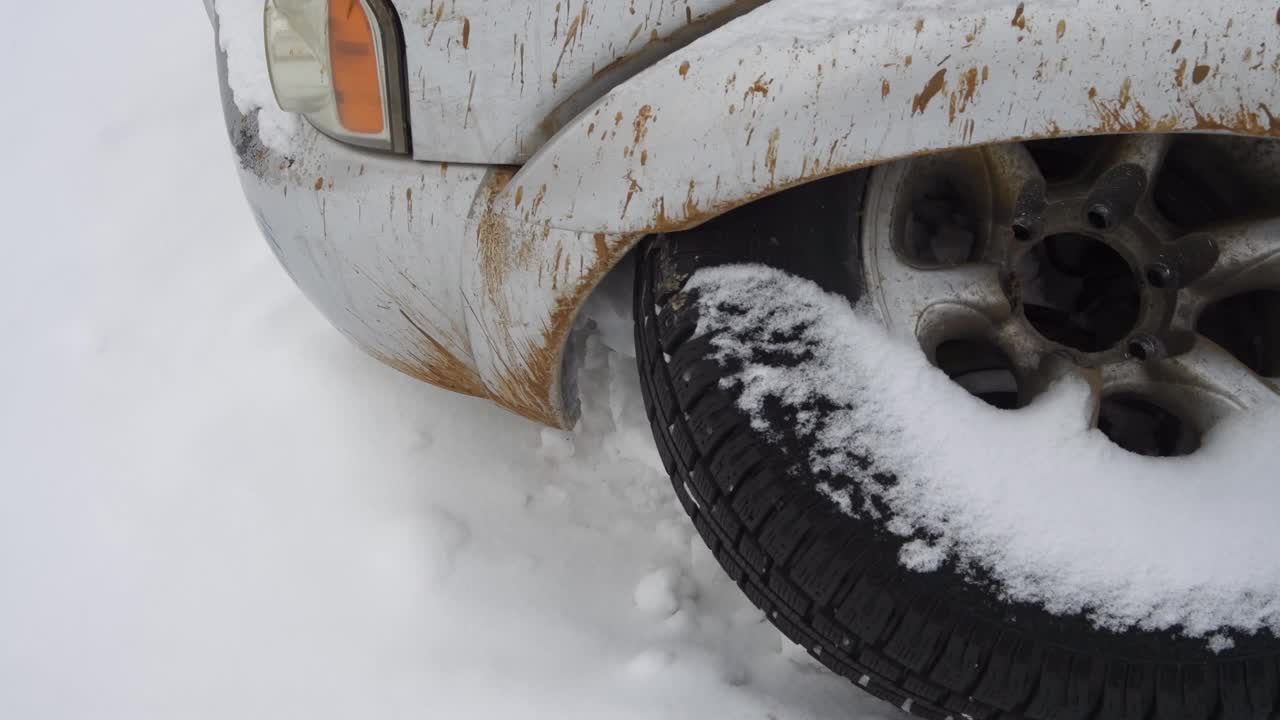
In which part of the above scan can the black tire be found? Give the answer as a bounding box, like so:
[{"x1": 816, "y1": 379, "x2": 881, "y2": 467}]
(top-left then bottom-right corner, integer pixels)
[{"x1": 633, "y1": 172, "x2": 1280, "y2": 720}]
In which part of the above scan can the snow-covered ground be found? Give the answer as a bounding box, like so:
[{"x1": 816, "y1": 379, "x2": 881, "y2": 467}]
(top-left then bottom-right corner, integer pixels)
[{"x1": 0, "y1": 3, "x2": 894, "y2": 718}]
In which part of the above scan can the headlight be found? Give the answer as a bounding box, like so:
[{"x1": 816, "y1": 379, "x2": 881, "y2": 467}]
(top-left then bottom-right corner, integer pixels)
[{"x1": 265, "y1": 0, "x2": 409, "y2": 153}]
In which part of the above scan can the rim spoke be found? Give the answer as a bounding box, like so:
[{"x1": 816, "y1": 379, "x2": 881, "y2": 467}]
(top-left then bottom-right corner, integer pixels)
[
  {"x1": 1182, "y1": 217, "x2": 1280, "y2": 308},
  {"x1": 1024, "y1": 350, "x2": 1103, "y2": 428},
  {"x1": 1104, "y1": 337, "x2": 1280, "y2": 431},
  {"x1": 982, "y1": 143, "x2": 1047, "y2": 244},
  {"x1": 1083, "y1": 135, "x2": 1172, "y2": 232},
  {"x1": 1098, "y1": 134, "x2": 1173, "y2": 180},
  {"x1": 875, "y1": 259, "x2": 1012, "y2": 343}
]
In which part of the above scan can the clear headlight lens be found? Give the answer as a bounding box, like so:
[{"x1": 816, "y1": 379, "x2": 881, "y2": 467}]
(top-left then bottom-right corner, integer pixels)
[{"x1": 265, "y1": 0, "x2": 406, "y2": 153}]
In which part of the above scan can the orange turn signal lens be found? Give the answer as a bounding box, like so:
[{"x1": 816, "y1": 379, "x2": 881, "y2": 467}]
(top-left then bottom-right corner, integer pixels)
[
  {"x1": 267, "y1": 0, "x2": 404, "y2": 151},
  {"x1": 328, "y1": 0, "x2": 385, "y2": 135}
]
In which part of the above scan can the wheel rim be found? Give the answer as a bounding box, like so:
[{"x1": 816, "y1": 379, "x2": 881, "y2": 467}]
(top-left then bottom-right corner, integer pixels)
[{"x1": 861, "y1": 134, "x2": 1280, "y2": 457}]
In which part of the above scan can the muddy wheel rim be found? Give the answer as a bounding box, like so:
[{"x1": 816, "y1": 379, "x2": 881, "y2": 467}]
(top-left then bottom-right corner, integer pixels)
[{"x1": 860, "y1": 135, "x2": 1280, "y2": 457}]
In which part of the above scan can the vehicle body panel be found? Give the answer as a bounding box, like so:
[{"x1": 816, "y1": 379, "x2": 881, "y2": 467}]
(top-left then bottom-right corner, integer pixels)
[
  {"x1": 217, "y1": 0, "x2": 1280, "y2": 428},
  {"x1": 498, "y1": 0, "x2": 1280, "y2": 233},
  {"x1": 394, "y1": 0, "x2": 765, "y2": 164}
]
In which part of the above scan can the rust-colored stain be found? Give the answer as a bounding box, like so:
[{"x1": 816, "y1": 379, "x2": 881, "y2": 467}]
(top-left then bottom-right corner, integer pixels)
[
  {"x1": 614, "y1": 111, "x2": 624, "y2": 126},
  {"x1": 424, "y1": 4, "x2": 444, "y2": 43},
  {"x1": 530, "y1": 184, "x2": 547, "y2": 214},
  {"x1": 549, "y1": 243, "x2": 563, "y2": 290},
  {"x1": 678, "y1": 60, "x2": 691, "y2": 78},
  {"x1": 745, "y1": 74, "x2": 772, "y2": 98},
  {"x1": 382, "y1": 310, "x2": 487, "y2": 400},
  {"x1": 912, "y1": 69, "x2": 947, "y2": 115},
  {"x1": 1117, "y1": 78, "x2": 1133, "y2": 109},
  {"x1": 633, "y1": 102, "x2": 1279, "y2": 263},
  {"x1": 632, "y1": 104, "x2": 655, "y2": 145},
  {"x1": 1089, "y1": 93, "x2": 1171, "y2": 134},
  {"x1": 491, "y1": 229, "x2": 642, "y2": 427},
  {"x1": 1171, "y1": 38, "x2": 1182, "y2": 54},
  {"x1": 682, "y1": 180, "x2": 700, "y2": 218},
  {"x1": 650, "y1": 196, "x2": 671, "y2": 228},
  {"x1": 914, "y1": 18, "x2": 924, "y2": 34},
  {"x1": 1083, "y1": 80, "x2": 1280, "y2": 138},
  {"x1": 477, "y1": 172, "x2": 519, "y2": 298},
  {"x1": 462, "y1": 17, "x2": 471, "y2": 49},
  {"x1": 1056, "y1": 19, "x2": 1067, "y2": 40},
  {"x1": 314, "y1": 177, "x2": 324, "y2": 191},
  {"x1": 551, "y1": 2, "x2": 589, "y2": 88},
  {"x1": 537, "y1": 0, "x2": 769, "y2": 142},
  {"x1": 377, "y1": 349, "x2": 487, "y2": 401},
  {"x1": 564, "y1": 6, "x2": 586, "y2": 50},
  {"x1": 1174, "y1": 59, "x2": 1188, "y2": 87},
  {"x1": 514, "y1": 185, "x2": 525, "y2": 207},
  {"x1": 1192, "y1": 64, "x2": 1212, "y2": 84},
  {"x1": 765, "y1": 128, "x2": 781, "y2": 183},
  {"x1": 881, "y1": 79, "x2": 891, "y2": 98},
  {"x1": 1011, "y1": 3, "x2": 1027, "y2": 30},
  {"x1": 463, "y1": 72, "x2": 477, "y2": 129},
  {"x1": 1190, "y1": 105, "x2": 1280, "y2": 135},
  {"x1": 640, "y1": 149, "x2": 649, "y2": 166},
  {"x1": 948, "y1": 67, "x2": 984, "y2": 122},
  {"x1": 963, "y1": 67, "x2": 980, "y2": 100},
  {"x1": 621, "y1": 170, "x2": 642, "y2": 218}
]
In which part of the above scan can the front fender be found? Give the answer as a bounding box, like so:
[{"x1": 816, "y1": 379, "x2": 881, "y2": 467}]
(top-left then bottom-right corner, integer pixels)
[
  {"x1": 500, "y1": 0, "x2": 1279, "y2": 234},
  {"x1": 471, "y1": 0, "x2": 1280, "y2": 427}
]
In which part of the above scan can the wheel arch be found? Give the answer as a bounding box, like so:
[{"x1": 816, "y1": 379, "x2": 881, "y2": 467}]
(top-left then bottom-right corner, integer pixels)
[{"x1": 466, "y1": 0, "x2": 1280, "y2": 427}]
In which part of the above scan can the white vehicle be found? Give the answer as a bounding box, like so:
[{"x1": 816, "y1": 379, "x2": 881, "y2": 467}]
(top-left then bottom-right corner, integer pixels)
[{"x1": 210, "y1": 1, "x2": 1280, "y2": 717}]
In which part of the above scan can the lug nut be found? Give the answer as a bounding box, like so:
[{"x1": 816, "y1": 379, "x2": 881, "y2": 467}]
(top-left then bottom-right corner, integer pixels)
[
  {"x1": 1126, "y1": 334, "x2": 1167, "y2": 362},
  {"x1": 1087, "y1": 203, "x2": 1115, "y2": 230},
  {"x1": 1011, "y1": 217, "x2": 1035, "y2": 242},
  {"x1": 1084, "y1": 163, "x2": 1146, "y2": 231},
  {"x1": 1011, "y1": 179, "x2": 1047, "y2": 244},
  {"x1": 1144, "y1": 262, "x2": 1179, "y2": 289},
  {"x1": 1145, "y1": 234, "x2": 1220, "y2": 290}
]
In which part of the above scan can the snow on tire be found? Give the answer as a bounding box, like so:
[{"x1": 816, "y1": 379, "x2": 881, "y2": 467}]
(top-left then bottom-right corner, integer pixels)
[{"x1": 633, "y1": 151, "x2": 1280, "y2": 720}]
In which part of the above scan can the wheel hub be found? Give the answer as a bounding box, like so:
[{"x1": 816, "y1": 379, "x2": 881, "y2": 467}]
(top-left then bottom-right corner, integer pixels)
[{"x1": 861, "y1": 134, "x2": 1280, "y2": 457}]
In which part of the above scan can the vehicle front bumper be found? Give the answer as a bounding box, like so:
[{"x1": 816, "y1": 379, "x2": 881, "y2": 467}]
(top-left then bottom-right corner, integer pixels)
[{"x1": 211, "y1": 14, "x2": 608, "y2": 428}]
